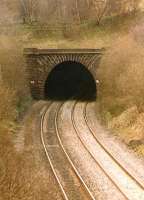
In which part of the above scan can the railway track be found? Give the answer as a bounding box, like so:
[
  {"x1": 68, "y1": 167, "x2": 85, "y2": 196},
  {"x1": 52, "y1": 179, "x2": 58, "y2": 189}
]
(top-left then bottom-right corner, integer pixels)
[
  {"x1": 84, "y1": 102, "x2": 144, "y2": 190},
  {"x1": 41, "y1": 100, "x2": 144, "y2": 200},
  {"x1": 72, "y1": 101, "x2": 144, "y2": 200},
  {"x1": 41, "y1": 102, "x2": 95, "y2": 200}
]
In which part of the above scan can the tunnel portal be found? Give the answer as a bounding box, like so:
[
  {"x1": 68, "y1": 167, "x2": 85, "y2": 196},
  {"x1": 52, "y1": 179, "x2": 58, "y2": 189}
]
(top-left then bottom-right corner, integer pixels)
[
  {"x1": 45, "y1": 61, "x2": 96, "y2": 101},
  {"x1": 24, "y1": 48, "x2": 104, "y2": 100}
]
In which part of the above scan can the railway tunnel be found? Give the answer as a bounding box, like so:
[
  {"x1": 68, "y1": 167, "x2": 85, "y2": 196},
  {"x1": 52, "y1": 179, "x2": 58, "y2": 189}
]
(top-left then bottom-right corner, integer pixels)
[
  {"x1": 44, "y1": 61, "x2": 96, "y2": 101},
  {"x1": 24, "y1": 48, "x2": 104, "y2": 100}
]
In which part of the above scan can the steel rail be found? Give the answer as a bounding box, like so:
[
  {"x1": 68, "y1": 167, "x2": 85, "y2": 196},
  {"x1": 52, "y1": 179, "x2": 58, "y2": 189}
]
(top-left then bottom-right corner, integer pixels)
[
  {"x1": 55, "y1": 102, "x2": 96, "y2": 200},
  {"x1": 40, "y1": 102, "x2": 69, "y2": 200},
  {"x1": 71, "y1": 101, "x2": 129, "y2": 200},
  {"x1": 84, "y1": 102, "x2": 144, "y2": 191}
]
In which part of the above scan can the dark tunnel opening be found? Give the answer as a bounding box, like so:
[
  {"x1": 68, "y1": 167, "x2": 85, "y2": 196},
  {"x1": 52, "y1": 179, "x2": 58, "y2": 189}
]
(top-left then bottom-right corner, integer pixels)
[{"x1": 44, "y1": 61, "x2": 97, "y2": 101}]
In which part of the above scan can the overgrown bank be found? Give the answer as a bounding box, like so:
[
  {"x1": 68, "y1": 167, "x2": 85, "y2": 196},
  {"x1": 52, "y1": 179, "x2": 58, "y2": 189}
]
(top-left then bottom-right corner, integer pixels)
[
  {"x1": 0, "y1": 37, "x2": 32, "y2": 135},
  {"x1": 97, "y1": 28, "x2": 144, "y2": 157}
]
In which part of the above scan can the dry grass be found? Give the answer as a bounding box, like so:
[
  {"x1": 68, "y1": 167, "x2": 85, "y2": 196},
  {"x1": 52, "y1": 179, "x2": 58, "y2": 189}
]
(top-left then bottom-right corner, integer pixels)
[
  {"x1": 0, "y1": 84, "x2": 17, "y2": 121},
  {"x1": 108, "y1": 108, "x2": 144, "y2": 157},
  {"x1": 0, "y1": 36, "x2": 35, "y2": 199},
  {"x1": 0, "y1": 133, "x2": 60, "y2": 200},
  {"x1": 108, "y1": 106, "x2": 144, "y2": 143},
  {"x1": 98, "y1": 35, "x2": 144, "y2": 104},
  {"x1": 0, "y1": 35, "x2": 31, "y2": 131},
  {"x1": 97, "y1": 26, "x2": 144, "y2": 156}
]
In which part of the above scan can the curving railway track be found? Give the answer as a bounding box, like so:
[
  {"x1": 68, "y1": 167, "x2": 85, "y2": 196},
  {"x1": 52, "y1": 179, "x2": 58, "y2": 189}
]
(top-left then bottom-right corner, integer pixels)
[
  {"x1": 40, "y1": 100, "x2": 144, "y2": 200},
  {"x1": 72, "y1": 101, "x2": 144, "y2": 200},
  {"x1": 41, "y1": 102, "x2": 95, "y2": 200},
  {"x1": 84, "y1": 102, "x2": 144, "y2": 190}
]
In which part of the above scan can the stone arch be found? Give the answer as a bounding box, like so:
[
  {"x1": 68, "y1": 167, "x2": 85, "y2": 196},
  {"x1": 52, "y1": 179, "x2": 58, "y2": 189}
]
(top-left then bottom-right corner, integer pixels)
[
  {"x1": 44, "y1": 60, "x2": 97, "y2": 100},
  {"x1": 24, "y1": 48, "x2": 104, "y2": 99},
  {"x1": 39, "y1": 55, "x2": 98, "y2": 85}
]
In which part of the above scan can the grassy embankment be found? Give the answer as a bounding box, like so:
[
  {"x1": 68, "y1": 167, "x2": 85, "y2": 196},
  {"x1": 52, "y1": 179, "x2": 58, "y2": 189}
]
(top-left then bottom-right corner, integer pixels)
[{"x1": 96, "y1": 13, "x2": 144, "y2": 157}]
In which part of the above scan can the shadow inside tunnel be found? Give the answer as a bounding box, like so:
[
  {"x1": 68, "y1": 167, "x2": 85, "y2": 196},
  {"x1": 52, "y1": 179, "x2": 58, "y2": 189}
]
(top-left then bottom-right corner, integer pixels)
[{"x1": 45, "y1": 61, "x2": 97, "y2": 102}]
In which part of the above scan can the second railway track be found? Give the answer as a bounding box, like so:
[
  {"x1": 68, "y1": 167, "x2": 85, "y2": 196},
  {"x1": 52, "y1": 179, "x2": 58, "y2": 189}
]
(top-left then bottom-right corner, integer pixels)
[
  {"x1": 84, "y1": 102, "x2": 144, "y2": 190},
  {"x1": 72, "y1": 101, "x2": 144, "y2": 200}
]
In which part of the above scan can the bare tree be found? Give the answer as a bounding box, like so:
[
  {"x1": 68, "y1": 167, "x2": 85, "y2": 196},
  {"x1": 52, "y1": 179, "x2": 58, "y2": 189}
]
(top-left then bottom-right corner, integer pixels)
[
  {"x1": 107, "y1": 0, "x2": 141, "y2": 16},
  {"x1": 0, "y1": 0, "x2": 21, "y2": 24},
  {"x1": 92, "y1": 0, "x2": 109, "y2": 25},
  {"x1": 75, "y1": 0, "x2": 81, "y2": 23},
  {"x1": 20, "y1": 0, "x2": 38, "y2": 24},
  {"x1": 0, "y1": 65, "x2": 2, "y2": 84},
  {"x1": 131, "y1": 0, "x2": 141, "y2": 12},
  {"x1": 1, "y1": 0, "x2": 142, "y2": 25}
]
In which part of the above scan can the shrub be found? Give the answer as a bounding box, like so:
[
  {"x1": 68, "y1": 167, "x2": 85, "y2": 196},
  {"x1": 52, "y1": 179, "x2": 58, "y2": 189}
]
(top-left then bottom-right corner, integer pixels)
[
  {"x1": 0, "y1": 84, "x2": 17, "y2": 122},
  {"x1": 0, "y1": 36, "x2": 31, "y2": 120},
  {"x1": 97, "y1": 34, "x2": 144, "y2": 117}
]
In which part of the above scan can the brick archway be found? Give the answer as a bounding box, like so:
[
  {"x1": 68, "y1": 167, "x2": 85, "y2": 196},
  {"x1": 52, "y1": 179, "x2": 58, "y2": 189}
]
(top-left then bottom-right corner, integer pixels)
[{"x1": 24, "y1": 48, "x2": 104, "y2": 99}]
